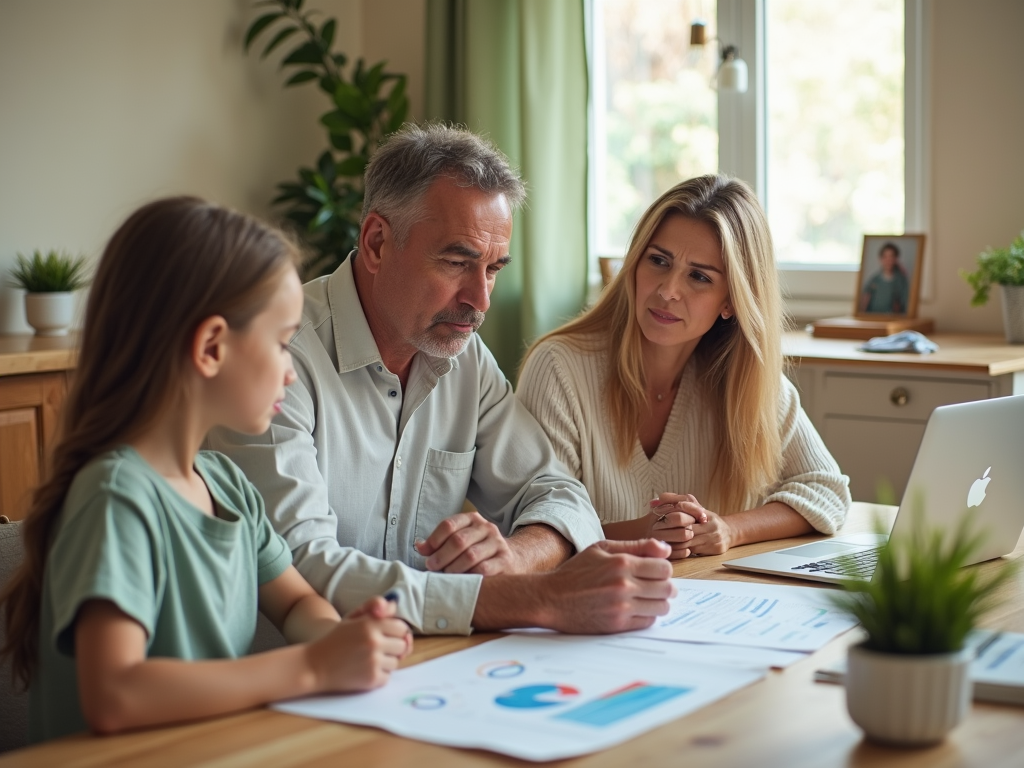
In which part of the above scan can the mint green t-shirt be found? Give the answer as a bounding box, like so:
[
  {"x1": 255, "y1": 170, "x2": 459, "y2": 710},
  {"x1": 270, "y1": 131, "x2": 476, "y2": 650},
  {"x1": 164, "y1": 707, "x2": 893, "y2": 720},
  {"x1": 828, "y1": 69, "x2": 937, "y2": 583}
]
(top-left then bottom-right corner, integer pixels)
[{"x1": 29, "y1": 447, "x2": 293, "y2": 743}]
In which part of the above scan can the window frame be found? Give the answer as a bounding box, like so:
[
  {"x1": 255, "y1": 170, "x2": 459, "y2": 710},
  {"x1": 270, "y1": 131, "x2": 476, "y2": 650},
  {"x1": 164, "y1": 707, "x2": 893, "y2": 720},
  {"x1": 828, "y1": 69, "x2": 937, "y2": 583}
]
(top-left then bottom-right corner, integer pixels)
[{"x1": 586, "y1": 0, "x2": 931, "y2": 319}]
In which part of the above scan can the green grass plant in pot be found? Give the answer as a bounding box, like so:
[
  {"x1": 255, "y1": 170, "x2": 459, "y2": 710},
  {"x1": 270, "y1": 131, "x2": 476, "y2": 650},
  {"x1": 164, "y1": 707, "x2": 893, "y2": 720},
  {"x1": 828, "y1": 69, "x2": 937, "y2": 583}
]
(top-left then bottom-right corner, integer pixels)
[
  {"x1": 829, "y1": 504, "x2": 1018, "y2": 746},
  {"x1": 959, "y1": 232, "x2": 1024, "y2": 343},
  {"x1": 8, "y1": 250, "x2": 90, "y2": 336}
]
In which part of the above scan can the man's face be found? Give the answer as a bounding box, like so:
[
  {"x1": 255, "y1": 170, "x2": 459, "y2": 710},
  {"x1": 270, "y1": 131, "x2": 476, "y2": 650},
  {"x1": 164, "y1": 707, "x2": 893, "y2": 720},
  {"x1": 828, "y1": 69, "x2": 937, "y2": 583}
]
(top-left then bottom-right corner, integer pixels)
[{"x1": 371, "y1": 177, "x2": 513, "y2": 360}]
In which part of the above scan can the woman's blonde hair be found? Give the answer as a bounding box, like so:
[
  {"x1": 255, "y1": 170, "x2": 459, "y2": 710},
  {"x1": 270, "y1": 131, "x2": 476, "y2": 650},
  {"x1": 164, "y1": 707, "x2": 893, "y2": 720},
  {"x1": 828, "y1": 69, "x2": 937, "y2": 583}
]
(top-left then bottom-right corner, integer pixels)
[
  {"x1": 522, "y1": 174, "x2": 785, "y2": 514},
  {"x1": 0, "y1": 197, "x2": 300, "y2": 689}
]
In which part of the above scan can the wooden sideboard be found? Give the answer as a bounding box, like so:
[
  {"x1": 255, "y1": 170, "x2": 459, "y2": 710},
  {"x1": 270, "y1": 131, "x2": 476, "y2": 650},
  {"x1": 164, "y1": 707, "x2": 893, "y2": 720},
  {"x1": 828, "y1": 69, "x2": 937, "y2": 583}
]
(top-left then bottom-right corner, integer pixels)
[
  {"x1": 784, "y1": 331, "x2": 1024, "y2": 502},
  {"x1": 0, "y1": 335, "x2": 77, "y2": 521}
]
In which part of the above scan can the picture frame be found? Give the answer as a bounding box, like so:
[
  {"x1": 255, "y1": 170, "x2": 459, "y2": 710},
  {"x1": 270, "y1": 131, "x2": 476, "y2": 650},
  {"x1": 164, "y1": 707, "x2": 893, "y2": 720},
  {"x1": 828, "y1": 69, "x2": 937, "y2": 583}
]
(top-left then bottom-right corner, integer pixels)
[
  {"x1": 854, "y1": 234, "x2": 926, "y2": 319},
  {"x1": 598, "y1": 256, "x2": 624, "y2": 287}
]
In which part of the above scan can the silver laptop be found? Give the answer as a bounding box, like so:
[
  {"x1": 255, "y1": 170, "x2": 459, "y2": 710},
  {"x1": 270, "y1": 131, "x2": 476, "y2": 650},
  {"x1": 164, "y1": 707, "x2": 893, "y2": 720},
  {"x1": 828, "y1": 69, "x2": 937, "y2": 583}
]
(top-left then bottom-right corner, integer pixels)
[{"x1": 723, "y1": 395, "x2": 1024, "y2": 584}]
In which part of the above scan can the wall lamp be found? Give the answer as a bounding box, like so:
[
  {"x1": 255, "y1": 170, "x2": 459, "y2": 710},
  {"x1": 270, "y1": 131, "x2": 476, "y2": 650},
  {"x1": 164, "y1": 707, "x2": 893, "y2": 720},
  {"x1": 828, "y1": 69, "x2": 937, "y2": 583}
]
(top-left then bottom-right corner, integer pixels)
[{"x1": 689, "y1": 20, "x2": 748, "y2": 94}]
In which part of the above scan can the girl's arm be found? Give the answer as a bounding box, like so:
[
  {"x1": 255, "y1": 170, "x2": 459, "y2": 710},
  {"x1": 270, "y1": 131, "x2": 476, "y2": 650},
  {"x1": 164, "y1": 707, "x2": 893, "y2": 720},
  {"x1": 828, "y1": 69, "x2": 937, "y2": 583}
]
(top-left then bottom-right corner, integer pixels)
[
  {"x1": 75, "y1": 594, "x2": 410, "y2": 735},
  {"x1": 258, "y1": 564, "x2": 343, "y2": 643}
]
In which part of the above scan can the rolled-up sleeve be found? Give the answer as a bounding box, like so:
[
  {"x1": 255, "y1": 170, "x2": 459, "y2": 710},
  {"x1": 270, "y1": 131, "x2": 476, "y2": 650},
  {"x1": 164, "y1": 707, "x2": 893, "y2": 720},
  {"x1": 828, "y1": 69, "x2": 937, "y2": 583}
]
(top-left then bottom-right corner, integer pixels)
[
  {"x1": 763, "y1": 376, "x2": 852, "y2": 533},
  {"x1": 468, "y1": 350, "x2": 603, "y2": 553}
]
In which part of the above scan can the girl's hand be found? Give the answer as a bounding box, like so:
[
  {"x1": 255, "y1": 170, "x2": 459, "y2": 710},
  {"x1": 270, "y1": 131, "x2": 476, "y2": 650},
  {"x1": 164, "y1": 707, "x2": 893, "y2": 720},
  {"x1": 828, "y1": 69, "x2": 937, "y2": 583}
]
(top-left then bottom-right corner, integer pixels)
[
  {"x1": 307, "y1": 599, "x2": 412, "y2": 693},
  {"x1": 648, "y1": 494, "x2": 704, "y2": 560}
]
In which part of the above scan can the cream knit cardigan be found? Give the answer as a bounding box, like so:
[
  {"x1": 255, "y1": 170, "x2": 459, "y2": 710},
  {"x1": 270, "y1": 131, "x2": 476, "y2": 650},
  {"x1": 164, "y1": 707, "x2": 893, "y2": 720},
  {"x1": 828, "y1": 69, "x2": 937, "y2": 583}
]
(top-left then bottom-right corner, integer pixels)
[{"x1": 516, "y1": 337, "x2": 851, "y2": 533}]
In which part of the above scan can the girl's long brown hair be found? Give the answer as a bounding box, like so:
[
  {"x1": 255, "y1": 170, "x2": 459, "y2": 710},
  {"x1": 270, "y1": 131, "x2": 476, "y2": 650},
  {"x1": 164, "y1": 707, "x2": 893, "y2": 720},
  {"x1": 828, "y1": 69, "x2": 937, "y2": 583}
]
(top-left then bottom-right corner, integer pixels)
[
  {"x1": 522, "y1": 175, "x2": 786, "y2": 515},
  {"x1": 0, "y1": 197, "x2": 299, "y2": 688}
]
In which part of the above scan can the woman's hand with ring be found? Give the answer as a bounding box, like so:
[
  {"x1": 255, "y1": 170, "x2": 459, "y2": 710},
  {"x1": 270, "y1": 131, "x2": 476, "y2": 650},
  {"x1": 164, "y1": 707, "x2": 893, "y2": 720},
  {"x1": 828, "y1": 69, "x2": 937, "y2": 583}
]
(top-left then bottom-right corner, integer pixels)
[{"x1": 647, "y1": 497, "x2": 702, "y2": 560}]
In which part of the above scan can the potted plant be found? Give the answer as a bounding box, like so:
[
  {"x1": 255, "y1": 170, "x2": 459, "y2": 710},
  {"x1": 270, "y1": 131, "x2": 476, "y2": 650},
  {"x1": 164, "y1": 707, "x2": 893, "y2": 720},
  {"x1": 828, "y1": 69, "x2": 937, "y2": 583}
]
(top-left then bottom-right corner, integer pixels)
[
  {"x1": 960, "y1": 232, "x2": 1024, "y2": 343},
  {"x1": 7, "y1": 250, "x2": 89, "y2": 336},
  {"x1": 243, "y1": 0, "x2": 408, "y2": 278},
  {"x1": 829, "y1": 506, "x2": 1018, "y2": 746}
]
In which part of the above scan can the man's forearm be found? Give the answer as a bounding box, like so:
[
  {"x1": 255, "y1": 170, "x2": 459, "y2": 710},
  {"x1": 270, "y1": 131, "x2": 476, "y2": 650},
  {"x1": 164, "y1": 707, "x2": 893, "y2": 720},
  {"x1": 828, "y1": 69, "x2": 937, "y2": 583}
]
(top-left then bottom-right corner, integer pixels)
[
  {"x1": 508, "y1": 523, "x2": 575, "y2": 571},
  {"x1": 471, "y1": 573, "x2": 553, "y2": 631}
]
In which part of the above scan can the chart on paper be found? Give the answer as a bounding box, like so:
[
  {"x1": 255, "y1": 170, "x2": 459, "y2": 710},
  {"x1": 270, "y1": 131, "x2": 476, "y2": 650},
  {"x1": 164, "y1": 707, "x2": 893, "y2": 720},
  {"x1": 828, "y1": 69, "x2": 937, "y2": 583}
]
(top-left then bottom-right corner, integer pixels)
[
  {"x1": 274, "y1": 634, "x2": 764, "y2": 762},
  {"x1": 630, "y1": 578, "x2": 858, "y2": 652}
]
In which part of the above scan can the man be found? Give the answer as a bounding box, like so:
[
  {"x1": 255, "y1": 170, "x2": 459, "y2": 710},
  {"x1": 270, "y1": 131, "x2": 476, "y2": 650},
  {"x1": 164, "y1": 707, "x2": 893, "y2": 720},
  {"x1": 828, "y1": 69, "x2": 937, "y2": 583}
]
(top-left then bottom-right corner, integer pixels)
[{"x1": 210, "y1": 124, "x2": 674, "y2": 635}]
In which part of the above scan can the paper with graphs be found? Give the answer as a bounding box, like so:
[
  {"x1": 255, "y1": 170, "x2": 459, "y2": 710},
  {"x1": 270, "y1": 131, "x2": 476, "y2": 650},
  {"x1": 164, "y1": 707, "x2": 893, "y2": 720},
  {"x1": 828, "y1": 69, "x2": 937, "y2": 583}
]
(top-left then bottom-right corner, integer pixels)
[
  {"x1": 274, "y1": 634, "x2": 763, "y2": 761},
  {"x1": 629, "y1": 578, "x2": 858, "y2": 652}
]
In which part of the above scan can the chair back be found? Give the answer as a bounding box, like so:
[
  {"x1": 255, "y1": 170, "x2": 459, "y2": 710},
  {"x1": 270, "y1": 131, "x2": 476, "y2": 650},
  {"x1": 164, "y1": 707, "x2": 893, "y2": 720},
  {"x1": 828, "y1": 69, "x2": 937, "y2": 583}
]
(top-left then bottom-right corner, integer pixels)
[{"x1": 0, "y1": 520, "x2": 28, "y2": 752}]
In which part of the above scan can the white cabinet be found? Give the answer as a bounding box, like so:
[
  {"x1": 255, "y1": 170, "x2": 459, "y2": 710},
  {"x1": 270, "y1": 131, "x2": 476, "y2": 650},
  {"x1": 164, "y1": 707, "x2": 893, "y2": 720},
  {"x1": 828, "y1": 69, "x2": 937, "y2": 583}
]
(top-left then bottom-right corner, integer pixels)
[{"x1": 783, "y1": 332, "x2": 1024, "y2": 503}]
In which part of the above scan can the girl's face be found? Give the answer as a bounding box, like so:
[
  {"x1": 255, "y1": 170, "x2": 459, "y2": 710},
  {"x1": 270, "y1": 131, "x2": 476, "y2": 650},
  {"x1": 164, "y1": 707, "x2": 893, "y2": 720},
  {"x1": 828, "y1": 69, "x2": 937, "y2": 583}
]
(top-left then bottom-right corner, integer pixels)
[
  {"x1": 216, "y1": 268, "x2": 304, "y2": 435},
  {"x1": 634, "y1": 215, "x2": 732, "y2": 356}
]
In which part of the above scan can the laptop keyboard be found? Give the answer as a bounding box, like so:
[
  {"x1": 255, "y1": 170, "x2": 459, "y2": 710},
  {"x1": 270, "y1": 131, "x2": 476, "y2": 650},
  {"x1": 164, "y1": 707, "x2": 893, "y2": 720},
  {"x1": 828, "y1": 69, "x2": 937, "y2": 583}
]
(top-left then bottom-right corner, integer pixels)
[{"x1": 791, "y1": 547, "x2": 880, "y2": 578}]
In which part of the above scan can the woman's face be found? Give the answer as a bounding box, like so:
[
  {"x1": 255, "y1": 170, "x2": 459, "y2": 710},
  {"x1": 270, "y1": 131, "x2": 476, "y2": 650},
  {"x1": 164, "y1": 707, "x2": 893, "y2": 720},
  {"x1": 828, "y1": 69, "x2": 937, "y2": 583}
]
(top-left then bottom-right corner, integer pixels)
[{"x1": 634, "y1": 215, "x2": 731, "y2": 355}]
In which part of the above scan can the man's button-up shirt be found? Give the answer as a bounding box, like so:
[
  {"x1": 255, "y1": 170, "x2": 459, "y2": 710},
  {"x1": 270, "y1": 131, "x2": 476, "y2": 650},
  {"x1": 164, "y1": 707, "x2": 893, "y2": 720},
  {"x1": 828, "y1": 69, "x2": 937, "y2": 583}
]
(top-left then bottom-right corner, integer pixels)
[{"x1": 209, "y1": 256, "x2": 603, "y2": 634}]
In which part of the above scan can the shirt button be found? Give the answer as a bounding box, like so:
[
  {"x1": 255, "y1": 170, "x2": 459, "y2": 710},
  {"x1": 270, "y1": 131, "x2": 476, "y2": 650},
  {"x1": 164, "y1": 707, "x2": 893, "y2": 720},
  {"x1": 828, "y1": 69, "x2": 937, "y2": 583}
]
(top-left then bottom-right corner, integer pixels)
[
  {"x1": 436, "y1": 618, "x2": 449, "y2": 630},
  {"x1": 390, "y1": 517, "x2": 397, "y2": 526},
  {"x1": 395, "y1": 456, "x2": 402, "y2": 468},
  {"x1": 376, "y1": 365, "x2": 383, "y2": 372},
  {"x1": 389, "y1": 390, "x2": 398, "y2": 397}
]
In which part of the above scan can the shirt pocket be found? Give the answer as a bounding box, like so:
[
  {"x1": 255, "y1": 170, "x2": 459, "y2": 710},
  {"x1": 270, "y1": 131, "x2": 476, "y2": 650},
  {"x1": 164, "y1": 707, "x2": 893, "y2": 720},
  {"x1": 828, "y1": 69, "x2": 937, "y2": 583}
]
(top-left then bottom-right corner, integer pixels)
[{"x1": 413, "y1": 447, "x2": 477, "y2": 568}]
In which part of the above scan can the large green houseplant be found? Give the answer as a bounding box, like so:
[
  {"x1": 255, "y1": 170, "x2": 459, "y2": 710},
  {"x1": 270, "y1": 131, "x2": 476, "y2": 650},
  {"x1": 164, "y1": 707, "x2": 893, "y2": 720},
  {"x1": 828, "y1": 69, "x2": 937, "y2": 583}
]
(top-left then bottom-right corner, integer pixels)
[
  {"x1": 830, "y1": 507, "x2": 1018, "y2": 745},
  {"x1": 959, "y1": 231, "x2": 1024, "y2": 343},
  {"x1": 8, "y1": 250, "x2": 90, "y2": 336},
  {"x1": 244, "y1": 0, "x2": 409, "y2": 277}
]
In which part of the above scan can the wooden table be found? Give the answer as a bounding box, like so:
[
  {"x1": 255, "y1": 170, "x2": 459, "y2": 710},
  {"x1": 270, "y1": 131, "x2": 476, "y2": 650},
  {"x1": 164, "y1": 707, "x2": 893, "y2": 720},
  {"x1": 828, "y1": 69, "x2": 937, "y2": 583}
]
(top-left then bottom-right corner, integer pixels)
[{"x1": 5, "y1": 502, "x2": 1024, "y2": 768}]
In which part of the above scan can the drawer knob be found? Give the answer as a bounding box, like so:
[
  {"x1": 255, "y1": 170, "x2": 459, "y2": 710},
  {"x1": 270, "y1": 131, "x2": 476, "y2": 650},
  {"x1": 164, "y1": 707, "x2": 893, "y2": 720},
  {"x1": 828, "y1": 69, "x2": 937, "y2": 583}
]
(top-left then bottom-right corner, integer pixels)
[{"x1": 890, "y1": 387, "x2": 910, "y2": 406}]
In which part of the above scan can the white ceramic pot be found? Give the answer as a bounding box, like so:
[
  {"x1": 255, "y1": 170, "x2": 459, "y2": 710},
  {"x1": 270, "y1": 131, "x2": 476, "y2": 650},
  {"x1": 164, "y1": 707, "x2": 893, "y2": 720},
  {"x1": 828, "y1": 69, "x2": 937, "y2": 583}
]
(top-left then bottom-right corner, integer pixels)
[
  {"x1": 24, "y1": 292, "x2": 74, "y2": 336},
  {"x1": 999, "y1": 284, "x2": 1024, "y2": 344},
  {"x1": 845, "y1": 643, "x2": 972, "y2": 746}
]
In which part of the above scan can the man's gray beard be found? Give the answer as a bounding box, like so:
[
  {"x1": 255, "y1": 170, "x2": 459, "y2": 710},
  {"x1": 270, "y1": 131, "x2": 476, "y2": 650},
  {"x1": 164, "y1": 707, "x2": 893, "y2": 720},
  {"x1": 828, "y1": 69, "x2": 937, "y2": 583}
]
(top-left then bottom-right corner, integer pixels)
[
  {"x1": 412, "y1": 329, "x2": 474, "y2": 359},
  {"x1": 411, "y1": 309, "x2": 485, "y2": 358}
]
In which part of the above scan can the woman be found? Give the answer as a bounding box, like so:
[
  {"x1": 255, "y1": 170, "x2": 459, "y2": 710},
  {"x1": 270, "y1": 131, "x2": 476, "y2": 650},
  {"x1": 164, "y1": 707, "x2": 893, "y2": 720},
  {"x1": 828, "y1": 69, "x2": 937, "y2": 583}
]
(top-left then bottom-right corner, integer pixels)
[{"x1": 517, "y1": 175, "x2": 850, "y2": 558}]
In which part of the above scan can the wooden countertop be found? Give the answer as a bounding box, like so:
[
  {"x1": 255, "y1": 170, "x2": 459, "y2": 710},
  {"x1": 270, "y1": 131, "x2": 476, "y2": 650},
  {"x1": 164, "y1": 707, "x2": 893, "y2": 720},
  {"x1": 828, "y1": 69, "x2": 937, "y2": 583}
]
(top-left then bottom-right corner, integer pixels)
[
  {"x1": 0, "y1": 334, "x2": 78, "y2": 377},
  {"x1": 783, "y1": 330, "x2": 1024, "y2": 376}
]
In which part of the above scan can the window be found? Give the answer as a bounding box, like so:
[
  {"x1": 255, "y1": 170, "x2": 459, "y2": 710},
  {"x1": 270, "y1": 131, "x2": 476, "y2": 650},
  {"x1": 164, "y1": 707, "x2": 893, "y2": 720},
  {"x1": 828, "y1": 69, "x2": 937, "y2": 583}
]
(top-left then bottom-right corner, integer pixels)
[
  {"x1": 587, "y1": 0, "x2": 928, "y2": 314},
  {"x1": 589, "y1": 0, "x2": 719, "y2": 258}
]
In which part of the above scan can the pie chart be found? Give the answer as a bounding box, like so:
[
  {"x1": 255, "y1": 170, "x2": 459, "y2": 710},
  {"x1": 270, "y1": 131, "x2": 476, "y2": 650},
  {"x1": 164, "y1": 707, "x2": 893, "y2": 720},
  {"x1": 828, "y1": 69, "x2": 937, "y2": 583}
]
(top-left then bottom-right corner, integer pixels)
[{"x1": 495, "y1": 684, "x2": 580, "y2": 709}]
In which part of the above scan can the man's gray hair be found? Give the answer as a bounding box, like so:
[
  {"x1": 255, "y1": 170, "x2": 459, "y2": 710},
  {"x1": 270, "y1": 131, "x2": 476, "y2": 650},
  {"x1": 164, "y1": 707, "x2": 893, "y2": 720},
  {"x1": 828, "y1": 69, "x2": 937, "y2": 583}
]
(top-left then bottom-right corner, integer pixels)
[{"x1": 361, "y1": 123, "x2": 527, "y2": 245}]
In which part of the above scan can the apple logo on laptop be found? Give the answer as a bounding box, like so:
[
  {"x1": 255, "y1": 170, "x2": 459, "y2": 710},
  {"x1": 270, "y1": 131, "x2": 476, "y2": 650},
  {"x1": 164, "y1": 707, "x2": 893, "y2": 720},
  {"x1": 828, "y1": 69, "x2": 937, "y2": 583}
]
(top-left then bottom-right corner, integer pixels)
[{"x1": 967, "y1": 467, "x2": 992, "y2": 508}]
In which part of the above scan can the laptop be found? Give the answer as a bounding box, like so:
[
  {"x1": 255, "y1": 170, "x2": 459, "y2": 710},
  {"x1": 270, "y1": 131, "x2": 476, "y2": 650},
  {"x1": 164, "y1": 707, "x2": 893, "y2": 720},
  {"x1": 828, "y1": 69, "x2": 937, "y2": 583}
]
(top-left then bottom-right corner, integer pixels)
[{"x1": 723, "y1": 395, "x2": 1024, "y2": 584}]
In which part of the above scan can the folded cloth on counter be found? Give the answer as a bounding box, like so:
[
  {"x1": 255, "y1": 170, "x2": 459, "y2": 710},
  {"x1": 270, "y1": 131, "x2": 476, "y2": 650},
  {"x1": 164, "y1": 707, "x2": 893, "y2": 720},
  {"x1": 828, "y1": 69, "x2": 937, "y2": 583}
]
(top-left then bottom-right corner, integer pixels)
[{"x1": 857, "y1": 330, "x2": 938, "y2": 354}]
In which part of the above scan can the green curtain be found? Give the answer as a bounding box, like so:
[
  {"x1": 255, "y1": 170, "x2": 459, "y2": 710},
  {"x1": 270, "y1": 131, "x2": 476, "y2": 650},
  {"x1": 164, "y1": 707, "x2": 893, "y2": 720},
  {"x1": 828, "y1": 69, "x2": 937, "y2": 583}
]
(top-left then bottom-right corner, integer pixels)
[{"x1": 424, "y1": 0, "x2": 589, "y2": 379}]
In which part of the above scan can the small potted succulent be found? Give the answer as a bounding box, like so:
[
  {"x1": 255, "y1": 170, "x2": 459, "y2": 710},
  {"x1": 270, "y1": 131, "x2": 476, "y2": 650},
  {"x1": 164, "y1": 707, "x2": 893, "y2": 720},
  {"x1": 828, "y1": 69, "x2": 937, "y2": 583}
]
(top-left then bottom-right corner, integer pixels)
[
  {"x1": 829, "y1": 505, "x2": 1018, "y2": 746},
  {"x1": 8, "y1": 250, "x2": 90, "y2": 336},
  {"x1": 959, "y1": 232, "x2": 1024, "y2": 343}
]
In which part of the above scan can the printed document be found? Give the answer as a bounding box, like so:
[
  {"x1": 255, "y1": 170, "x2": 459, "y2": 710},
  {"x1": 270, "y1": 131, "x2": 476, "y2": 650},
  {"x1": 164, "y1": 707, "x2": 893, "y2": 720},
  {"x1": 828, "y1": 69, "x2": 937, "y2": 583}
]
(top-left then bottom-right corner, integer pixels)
[
  {"x1": 274, "y1": 634, "x2": 764, "y2": 761},
  {"x1": 629, "y1": 578, "x2": 858, "y2": 652}
]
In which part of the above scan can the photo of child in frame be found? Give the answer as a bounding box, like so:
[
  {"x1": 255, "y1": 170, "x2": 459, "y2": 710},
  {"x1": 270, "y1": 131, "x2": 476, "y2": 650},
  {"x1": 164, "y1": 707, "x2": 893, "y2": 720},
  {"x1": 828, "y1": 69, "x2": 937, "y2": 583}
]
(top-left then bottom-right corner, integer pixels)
[{"x1": 856, "y1": 234, "x2": 925, "y2": 318}]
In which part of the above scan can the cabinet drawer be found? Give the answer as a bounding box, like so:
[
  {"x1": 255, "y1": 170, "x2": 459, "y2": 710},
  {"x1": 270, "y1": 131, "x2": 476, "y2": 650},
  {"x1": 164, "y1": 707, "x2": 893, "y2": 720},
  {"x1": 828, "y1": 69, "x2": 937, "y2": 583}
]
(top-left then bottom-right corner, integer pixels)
[{"x1": 821, "y1": 373, "x2": 991, "y2": 421}]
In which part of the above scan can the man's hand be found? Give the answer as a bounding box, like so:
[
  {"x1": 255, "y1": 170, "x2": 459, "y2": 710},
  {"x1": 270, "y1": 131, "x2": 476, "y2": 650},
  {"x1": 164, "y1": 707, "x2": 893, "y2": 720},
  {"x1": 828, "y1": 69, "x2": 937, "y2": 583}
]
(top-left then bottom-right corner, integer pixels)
[
  {"x1": 416, "y1": 511, "x2": 519, "y2": 576},
  {"x1": 540, "y1": 539, "x2": 676, "y2": 633}
]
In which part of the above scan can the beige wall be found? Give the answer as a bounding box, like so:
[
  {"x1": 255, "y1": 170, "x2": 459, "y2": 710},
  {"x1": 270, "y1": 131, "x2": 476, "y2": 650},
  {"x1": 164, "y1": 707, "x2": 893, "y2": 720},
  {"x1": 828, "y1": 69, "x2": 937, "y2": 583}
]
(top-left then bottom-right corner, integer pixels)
[
  {"x1": 926, "y1": 0, "x2": 1024, "y2": 333},
  {"x1": 0, "y1": 0, "x2": 364, "y2": 333}
]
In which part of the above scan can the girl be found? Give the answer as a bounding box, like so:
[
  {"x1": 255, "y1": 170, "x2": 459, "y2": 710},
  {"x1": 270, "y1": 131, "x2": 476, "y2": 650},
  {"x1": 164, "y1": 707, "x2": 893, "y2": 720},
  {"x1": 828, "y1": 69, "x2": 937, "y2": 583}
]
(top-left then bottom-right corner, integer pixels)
[
  {"x1": 1, "y1": 197, "x2": 411, "y2": 742},
  {"x1": 518, "y1": 175, "x2": 850, "y2": 558}
]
